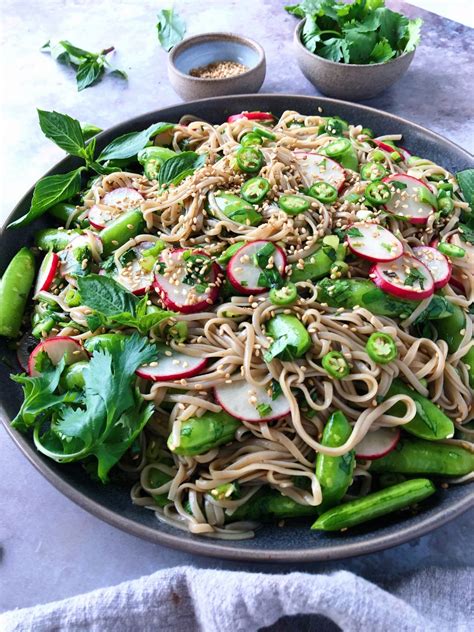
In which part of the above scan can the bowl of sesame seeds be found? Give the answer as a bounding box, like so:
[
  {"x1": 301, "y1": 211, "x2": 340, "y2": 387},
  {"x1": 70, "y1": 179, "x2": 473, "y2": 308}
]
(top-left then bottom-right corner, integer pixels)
[{"x1": 168, "y1": 32, "x2": 266, "y2": 101}]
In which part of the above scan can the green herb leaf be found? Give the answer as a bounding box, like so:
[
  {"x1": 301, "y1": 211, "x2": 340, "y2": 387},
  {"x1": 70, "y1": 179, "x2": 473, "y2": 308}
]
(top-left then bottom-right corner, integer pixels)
[
  {"x1": 346, "y1": 226, "x2": 363, "y2": 238},
  {"x1": 81, "y1": 122, "x2": 103, "y2": 141},
  {"x1": 8, "y1": 167, "x2": 84, "y2": 228},
  {"x1": 301, "y1": 15, "x2": 321, "y2": 52},
  {"x1": 98, "y1": 122, "x2": 173, "y2": 162},
  {"x1": 37, "y1": 110, "x2": 86, "y2": 157},
  {"x1": 319, "y1": 37, "x2": 350, "y2": 63},
  {"x1": 404, "y1": 267, "x2": 426, "y2": 290},
  {"x1": 271, "y1": 379, "x2": 283, "y2": 400},
  {"x1": 77, "y1": 274, "x2": 138, "y2": 316},
  {"x1": 456, "y1": 169, "x2": 474, "y2": 211},
  {"x1": 158, "y1": 152, "x2": 207, "y2": 186},
  {"x1": 59, "y1": 40, "x2": 96, "y2": 60},
  {"x1": 458, "y1": 223, "x2": 474, "y2": 245},
  {"x1": 402, "y1": 17, "x2": 422, "y2": 53},
  {"x1": 343, "y1": 28, "x2": 377, "y2": 64},
  {"x1": 377, "y1": 7, "x2": 409, "y2": 50},
  {"x1": 156, "y1": 8, "x2": 186, "y2": 52},
  {"x1": 256, "y1": 403, "x2": 272, "y2": 418},
  {"x1": 76, "y1": 59, "x2": 104, "y2": 91},
  {"x1": 370, "y1": 38, "x2": 395, "y2": 63}
]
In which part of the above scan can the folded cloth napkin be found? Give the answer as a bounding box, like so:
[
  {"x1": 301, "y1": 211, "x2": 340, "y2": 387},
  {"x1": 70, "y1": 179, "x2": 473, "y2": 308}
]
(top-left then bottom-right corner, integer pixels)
[{"x1": 1, "y1": 566, "x2": 471, "y2": 632}]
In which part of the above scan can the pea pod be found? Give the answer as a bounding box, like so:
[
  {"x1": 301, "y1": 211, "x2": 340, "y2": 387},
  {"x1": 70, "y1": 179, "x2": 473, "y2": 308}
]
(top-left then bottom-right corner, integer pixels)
[
  {"x1": 35, "y1": 228, "x2": 82, "y2": 252},
  {"x1": 385, "y1": 379, "x2": 454, "y2": 441},
  {"x1": 60, "y1": 361, "x2": 88, "y2": 390},
  {"x1": 84, "y1": 333, "x2": 129, "y2": 353},
  {"x1": 229, "y1": 489, "x2": 315, "y2": 522},
  {"x1": 167, "y1": 411, "x2": 241, "y2": 456},
  {"x1": 312, "y1": 478, "x2": 436, "y2": 531},
  {"x1": 370, "y1": 438, "x2": 474, "y2": 477},
  {"x1": 47, "y1": 202, "x2": 81, "y2": 226},
  {"x1": 266, "y1": 313, "x2": 311, "y2": 360},
  {"x1": 211, "y1": 192, "x2": 262, "y2": 226},
  {"x1": 290, "y1": 244, "x2": 346, "y2": 283},
  {"x1": 316, "y1": 412, "x2": 355, "y2": 513},
  {"x1": 462, "y1": 345, "x2": 474, "y2": 389},
  {"x1": 435, "y1": 302, "x2": 466, "y2": 353},
  {"x1": 217, "y1": 242, "x2": 245, "y2": 266},
  {"x1": 100, "y1": 209, "x2": 145, "y2": 256},
  {"x1": 0, "y1": 248, "x2": 35, "y2": 338}
]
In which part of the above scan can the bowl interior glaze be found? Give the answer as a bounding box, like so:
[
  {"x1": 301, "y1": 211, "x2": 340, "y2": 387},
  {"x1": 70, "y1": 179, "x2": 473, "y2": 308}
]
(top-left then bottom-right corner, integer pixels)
[{"x1": 1, "y1": 94, "x2": 473, "y2": 562}]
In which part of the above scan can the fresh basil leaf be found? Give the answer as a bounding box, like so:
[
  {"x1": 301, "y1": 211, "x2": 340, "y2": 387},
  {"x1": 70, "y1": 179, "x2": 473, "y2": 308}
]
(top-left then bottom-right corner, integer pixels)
[
  {"x1": 81, "y1": 122, "x2": 103, "y2": 141},
  {"x1": 76, "y1": 59, "x2": 104, "y2": 91},
  {"x1": 109, "y1": 68, "x2": 128, "y2": 80},
  {"x1": 77, "y1": 274, "x2": 138, "y2": 317},
  {"x1": 37, "y1": 109, "x2": 86, "y2": 156},
  {"x1": 264, "y1": 335, "x2": 290, "y2": 362},
  {"x1": 156, "y1": 8, "x2": 186, "y2": 52},
  {"x1": 456, "y1": 169, "x2": 474, "y2": 211},
  {"x1": 370, "y1": 38, "x2": 395, "y2": 63},
  {"x1": 8, "y1": 167, "x2": 84, "y2": 228},
  {"x1": 98, "y1": 122, "x2": 173, "y2": 162},
  {"x1": 42, "y1": 40, "x2": 71, "y2": 64},
  {"x1": 59, "y1": 40, "x2": 96, "y2": 60},
  {"x1": 158, "y1": 152, "x2": 206, "y2": 186}
]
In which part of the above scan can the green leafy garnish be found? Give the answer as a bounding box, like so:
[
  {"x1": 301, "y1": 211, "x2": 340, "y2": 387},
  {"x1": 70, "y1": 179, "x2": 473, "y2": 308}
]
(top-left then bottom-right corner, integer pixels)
[
  {"x1": 404, "y1": 267, "x2": 426, "y2": 290},
  {"x1": 286, "y1": 0, "x2": 422, "y2": 65},
  {"x1": 98, "y1": 122, "x2": 174, "y2": 162},
  {"x1": 253, "y1": 243, "x2": 285, "y2": 289},
  {"x1": 256, "y1": 403, "x2": 273, "y2": 418},
  {"x1": 158, "y1": 152, "x2": 207, "y2": 186},
  {"x1": 346, "y1": 226, "x2": 363, "y2": 238},
  {"x1": 41, "y1": 40, "x2": 127, "y2": 91},
  {"x1": 456, "y1": 169, "x2": 474, "y2": 211},
  {"x1": 156, "y1": 8, "x2": 186, "y2": 52},
  {"x1": 271, "y1": 379, "x2": 283, "y2": 400},
  {"x1": 458, "y1": 223, "x2": 474, "y2": 245}
]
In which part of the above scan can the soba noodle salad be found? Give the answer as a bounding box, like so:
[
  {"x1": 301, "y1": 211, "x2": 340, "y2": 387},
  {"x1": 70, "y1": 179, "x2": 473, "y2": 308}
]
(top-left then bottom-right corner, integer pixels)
[{"x1": 2, "y1": 108, "x2": 474, "y2": 538}]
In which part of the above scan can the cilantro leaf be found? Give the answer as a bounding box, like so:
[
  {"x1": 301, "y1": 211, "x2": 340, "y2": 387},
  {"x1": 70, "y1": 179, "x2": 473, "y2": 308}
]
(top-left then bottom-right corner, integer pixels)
[
  {"x1": 370, "y1": 38, "x2": 395, "y2": 63},
  {"x1": 319, "y1": 37, "x2": 350, "y2": 63},
  {"x1": 301, "y1": 15, "x2": 322, "y2": 52},
  {"x1": 343, "y1": 28, "x2": 377, "y2": 64},
  {"x1": 377, "y1": 8, "x2": 409, "y2": 50},
  {"x1": 404, "y1": 267, "x2": 426, "y2": 290},
  {"x1": 402, "y1": 18, "x2": 422, "y2": 53}
]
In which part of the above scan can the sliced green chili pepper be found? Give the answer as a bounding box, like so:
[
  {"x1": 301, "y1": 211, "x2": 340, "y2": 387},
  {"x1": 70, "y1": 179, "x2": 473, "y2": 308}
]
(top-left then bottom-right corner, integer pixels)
[
  {"x1": 64, "y1": 288, "x2": 81, "y2": 307},
  {"x1": 0, "y1": 248, "x2": 35, "y2": 338},
  {"x1": 312, "y1": 479, "x2": 436, "y2": 531},
  {"x1": 241, "y1": 177, "x2": 270, "y2": 204},
  {"x1": 437, "y1": 242, "x2": 465, "y2": 258},
  {"x1": 278, "y1": 194, "x2": 310, "y2": 215},
  {"x1": 385, "y1": 379, "x2": 454, "y2": 441},
  {"x1": 323, "y1": 138, "x2": 359, "y2": 171},
  {"x1": 322, "y1": 351, "x2": 350, "y2": 379},
  {"x1": 167, "y1": 411, "x2": 241, "y2": 456},
  {"x1": 390, "y1": 150, "x2": 402, "y2": 162},
  {"x1": 138, "y1": 147, "x2": 176, "y2": 180},
  {"x1": 371, "y1": 438, "x2": 474, "y2": 476},
  {"x1": 308, "y1": 182, "x2": 338, "y2": 203},
  {"x1": 360, "y1": 162, "x2": 387, "y2": 182},
  {"x1": 324, "y1": 138, "x2": 351, "y2": 158},
  {"x1": 100, "y1": 209, "x2": 145, "y2": 256},
  {"x1": 437, "y1": 196, "x2": 454, "y2": 215},
  {"x1": 236, "y1": 146, "x2": 264, "y2": 173},
  {"x1": 253, "y1": 126, "x2": 276, "y2": 141},
  {"x1": 240, "y1": 132, "x2": 263, "y2": 147},
  {"x1": 316, "y1": 411, "x2": 355, "y2": 513},
  {"x1": 35, "y1": 228, "x2": 82, "y2": 252},
  {"x1": 319, "y1": 117, "x2": 349, "y2": 136},
  {"x1": 365, "y1": 181, "x2": 392, "y2": 205},
  {"x1": 217, "y1": 242, "x2": 245, "y2": 266},
  {"x1": 269, "y1": 283, "x2": 298, "y2": 306},
  {"x1": 366, "y1": 332, "x2": 398, "y2": 364}
]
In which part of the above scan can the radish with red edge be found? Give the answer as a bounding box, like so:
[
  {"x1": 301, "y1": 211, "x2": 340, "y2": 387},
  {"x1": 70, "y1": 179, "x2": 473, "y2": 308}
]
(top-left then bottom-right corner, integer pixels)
[
  {"x1": 294, "y1": 151, "x2": 345, "y2": 191},
  {"x1": 370, "y1": 253, "x2": 434, "y2": 300},
  {"x1": 412, "y1": 246, "x2": 452, "y2": 289},
  {"x1": 355, "y1": 427, "x2": 400, "y2": 460},
  {"x1": 399, "y1": 146, "x2": 411, "y2": 162},
  {"x1": 227, "y1": 111, "x2": 274, "y2": 123},
  {"x1": 215, "y1": 380, "x2": 290, "y2": 422},
  {"x1": 34, "y1": 251, "x2": 60, "y2": 297},
  {"x1": 382, "y1": 174, "x2": 435, "y2": 225},
  {"x1": 227, "y1": 240, "x2": 286, "y2": 295},
  {"x1": 136, "y1": 343, "x2": 207, "y2": 381},
  {"x1": 153, "y1": 248, "x2": 220, "y2": 314},
  {"x1": 113, "y1": 241, "x2": 156, "y2": 295},
  {"x1": 346, "y1": 223, "x2": 403, "y2": 263},
  {"x1": 28, "y1": 336, "x2": 88, "y2": 377},
  {"x1": 88, "y1": 188, "x2": 144, "y2": 229}
]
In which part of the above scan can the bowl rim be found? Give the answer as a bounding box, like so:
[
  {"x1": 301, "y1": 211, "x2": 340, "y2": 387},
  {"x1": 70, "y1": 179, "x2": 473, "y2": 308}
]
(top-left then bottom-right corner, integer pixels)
[
  {"x1": 168, "y1": 31, "x2": 266, "y2": 83},
  {"x1": 294, "y1": 18, "x2": 416, "y2": 68},
  {"x1": 1, "y1": 93, "x2": 473, "y2": 562}
]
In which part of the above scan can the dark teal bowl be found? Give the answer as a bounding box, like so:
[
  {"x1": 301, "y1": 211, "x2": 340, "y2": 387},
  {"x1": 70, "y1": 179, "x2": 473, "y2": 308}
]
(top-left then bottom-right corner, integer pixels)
[{"x1": 1, "y1": 94, "x2": 473, "y2": 562}]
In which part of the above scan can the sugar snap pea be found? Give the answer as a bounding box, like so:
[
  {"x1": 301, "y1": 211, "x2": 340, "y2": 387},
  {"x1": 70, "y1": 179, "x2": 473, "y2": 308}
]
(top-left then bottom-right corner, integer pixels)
[
  {"x1": 311, "y1": 478, "x2": 436, "y2": 531},
  {"x1": 100, "y1": 209, "x2": 145, "y2": 256},
  {"x1": 229, "y1": 489, "x2": 315, "y2": 522},
  {"x1": 385, "y1": 379, "x2": 454, "y2": 441},
  {"x1": 462, "y1": 345, "x2": 474, "y2": 389},
  {"x1": 290, "y1": 244, "x2": 346, "y2": 283},
  {"x1": 370, "y1": 438, "x2": 474, "y2": 476},
  {"x1": 0, "y1": 248, "x2": 35, "y2": 338},
  {"x1": 47, "y1": 203, "x2": 81, "y2": 226},
  {"x1": 167, "y1": 411, "x2": 241, "y2": 456},
  {"x1": 434, "y1": 302, "x2": 467, "y2": 353},
  {"x1": 316, "y1": 411, "x2": 355, "y2": 513},
  {"x1": 84, "y1": 333, "x2": 129, "y2": 353},
  {"x1": 35, "y1": 228, "x2": 82, "y2": 252},
  {"x1": 60, "y1": 361, "x2": 88, "y2": 390}
]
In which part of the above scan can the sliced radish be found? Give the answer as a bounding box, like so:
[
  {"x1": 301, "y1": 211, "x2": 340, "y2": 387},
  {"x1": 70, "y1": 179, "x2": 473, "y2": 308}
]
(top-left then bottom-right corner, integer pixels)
[
  {"x1": 227, "y1": 240, "x2": 286, "y2": 295},
  {"x1": 136, "y1": 343, "x2": 207, "y2": 381},
  {"x1": 28, "y1": 336, "x2": 88, "y2": 377},
  {"x1": 370, "y1": 253, "x2": 434, "y2": 300},
  {"x1": 356, "y1": 427, "x2": 400, "y2": 460},
  {"x1": 412, "y1": 246, "x2": 452, "y2": 289},
  {"x1": 398, "y1": 146, "x2": 411, "y2": 162},
  {"x1": 89, "y1": 188, "x2": 144, "y2": 229},
  {"x1": 215, "y1": 380, "x2": 290, "y2": 423},
  {"x1": 60, "y1": 234, "x2": 103, "y2": 278},
  {"x1": 227, "y1": 111, "x2": 274, "y2": 123},
  {"x1": 346, "y1": 223, "x2": 403, "y2": 262},
  {"x1": 153, "y1": 248, "x2": 220, "y2": 314},
  {"x1": 382, "y1": 174, "x2": 435, "y2": 225},
  {"x1": 34, "y1": 251, "x2": 60, "y2": 297},
  {"x1": 294, "y1": 151, "x2": 345, "y2": 191},
  {"x1": 113, "y1": 241, "x2": 156, "y2": 295},
  {"x1": 88, "y1": 205, "x2": 118, "y2": 230}
]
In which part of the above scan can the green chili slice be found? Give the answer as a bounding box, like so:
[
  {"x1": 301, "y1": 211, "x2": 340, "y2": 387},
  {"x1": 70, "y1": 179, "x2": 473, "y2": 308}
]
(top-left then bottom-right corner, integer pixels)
[
  {"x1": 240, "y1": 132, "x2": 263, "y2": 147},
  {"x1": 324, "y1": 138, "x2": 352, "y2": 158},
  {"x1": 366, "y1": 332, "x2": 398, "y2": 364},
  {"x1": 241, "y1": 177, "x2": 270, "y2": 204},
  {"x1": 360, "y1": 162, "x2": 387, "y2": 182},
  {"x1": 365, "y1": 181, "x2": 392, "y2": 205},
  {"x1": 437, "y1": 242, "x2": 465, "y2": 258},
  {"x1": 322, "y1": 351, "x2": 350, "y2": 379},
  {"x1": 269, "y1": 283, "x2": 298, "y2": 306},
  {"x1": 278, "y1": 194, "x2": 310, "y2": 215},
  {"x1": 438, "y1": 196, "x2": 454, "y2": 215},
  {"x1": 308, "y1": 182, "x2": 338, "y2": 204},
  {"x1": 236, "y1": 146, "x2": 264, "y2": 173}
]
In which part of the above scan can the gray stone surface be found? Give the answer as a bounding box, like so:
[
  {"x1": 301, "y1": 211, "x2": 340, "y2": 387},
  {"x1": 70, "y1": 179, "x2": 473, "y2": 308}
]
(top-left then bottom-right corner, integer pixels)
[{"x1": 0, "y1": 0, "x2": 473, "y2": 613}]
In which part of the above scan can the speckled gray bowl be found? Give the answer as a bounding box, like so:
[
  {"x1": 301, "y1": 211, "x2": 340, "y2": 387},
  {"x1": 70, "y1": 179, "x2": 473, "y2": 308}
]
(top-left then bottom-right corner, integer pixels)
[
  {"x1": 1, "y1": 95, "x2": 473, "y2": 562},
  {"x1": 168, "y1": 32, "x2": 266, "y2": 101},
  {"x1": 294, "y1": 20, "x2": 415, "y2": 101}
]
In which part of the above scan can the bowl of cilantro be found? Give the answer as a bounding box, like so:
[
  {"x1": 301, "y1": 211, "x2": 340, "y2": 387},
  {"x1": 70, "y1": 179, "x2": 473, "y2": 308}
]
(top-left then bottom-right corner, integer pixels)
[{"x1": 289, "y1": 0, "x2": 422, "y2": 100}]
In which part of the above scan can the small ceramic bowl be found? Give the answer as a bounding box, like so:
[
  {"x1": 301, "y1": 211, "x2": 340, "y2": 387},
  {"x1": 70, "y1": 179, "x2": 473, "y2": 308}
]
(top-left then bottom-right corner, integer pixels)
[
  {"x1": 294, "y1": 20, "x2": 415, "y2": 101},
  {"x1": 168, "y1": 33, "x2": 266, "y2": 101}
]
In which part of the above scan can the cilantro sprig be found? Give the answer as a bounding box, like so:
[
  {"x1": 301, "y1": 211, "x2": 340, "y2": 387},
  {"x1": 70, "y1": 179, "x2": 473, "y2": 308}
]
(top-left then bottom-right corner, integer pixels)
[{"x1": 286, "y1": 0, "x2": 422, "y2": 65}]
